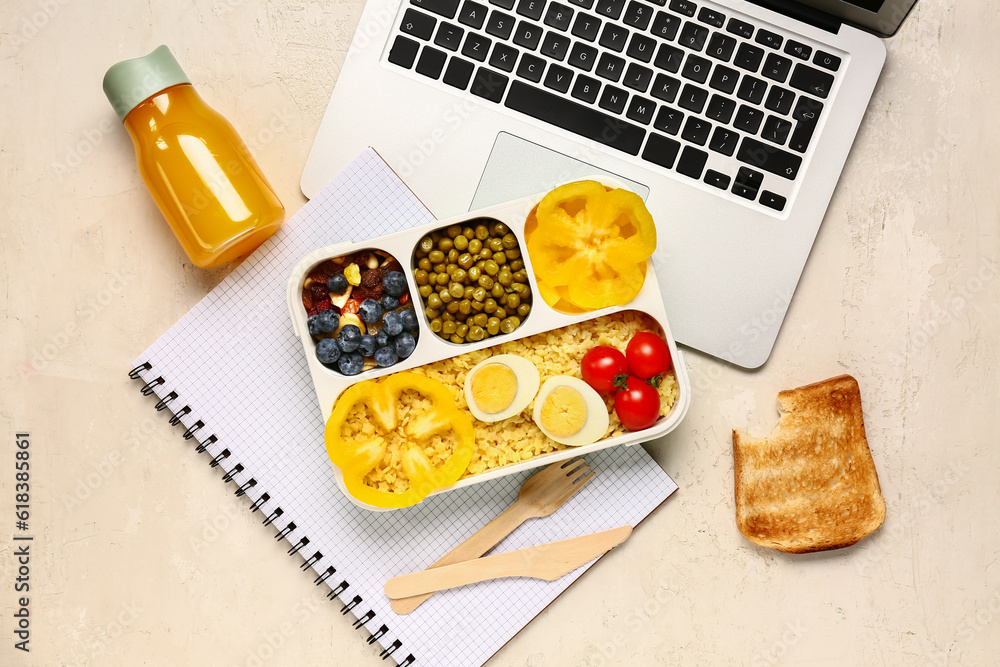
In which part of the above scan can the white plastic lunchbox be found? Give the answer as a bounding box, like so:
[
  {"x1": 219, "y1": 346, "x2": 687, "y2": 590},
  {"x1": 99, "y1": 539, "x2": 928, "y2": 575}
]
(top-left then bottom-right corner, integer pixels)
[{"x1": 287, "y1": 178, "x2": 691, "y2": 510}]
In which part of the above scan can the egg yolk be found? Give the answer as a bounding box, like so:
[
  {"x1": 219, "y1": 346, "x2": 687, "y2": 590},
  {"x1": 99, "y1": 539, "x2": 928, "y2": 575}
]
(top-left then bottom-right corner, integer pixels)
[
  {"x1": 470, "y1": 363, "x2": 518, "y2": 414},
  {"x1": 539, "y1": 386, "x2": 588, "y2": 438}
]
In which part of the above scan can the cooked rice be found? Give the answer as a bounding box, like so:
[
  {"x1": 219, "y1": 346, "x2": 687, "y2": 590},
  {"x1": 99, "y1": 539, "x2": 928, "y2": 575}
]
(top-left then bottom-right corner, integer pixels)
[{"x1": 339, "y1": 311, "x2": 679, "y2": 493}]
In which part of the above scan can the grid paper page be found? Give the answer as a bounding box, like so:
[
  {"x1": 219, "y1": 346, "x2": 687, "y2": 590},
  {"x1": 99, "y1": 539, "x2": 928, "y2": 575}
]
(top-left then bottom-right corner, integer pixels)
[{"x1": 131, "y1": 149, "x2": 678, "y2": 667}]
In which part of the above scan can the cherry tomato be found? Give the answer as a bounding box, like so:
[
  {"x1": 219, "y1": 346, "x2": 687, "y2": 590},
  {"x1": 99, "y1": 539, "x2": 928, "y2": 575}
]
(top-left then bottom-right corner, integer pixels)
[
  {"x1": 614, "y1": 376, "x2": 661, "y2": 431},
  {"x1": 581, "y1": 346, "x2": 629, "y2": 393},
  {"x1": 626, "y1": 332, "x2": 672, "y2": 381}
]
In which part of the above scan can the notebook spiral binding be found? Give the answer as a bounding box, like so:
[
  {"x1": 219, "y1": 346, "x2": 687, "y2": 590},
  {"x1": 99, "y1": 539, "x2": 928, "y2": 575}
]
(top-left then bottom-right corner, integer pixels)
[{"x1": 129, "y1": 362, "x2": 411, "y2": 664}]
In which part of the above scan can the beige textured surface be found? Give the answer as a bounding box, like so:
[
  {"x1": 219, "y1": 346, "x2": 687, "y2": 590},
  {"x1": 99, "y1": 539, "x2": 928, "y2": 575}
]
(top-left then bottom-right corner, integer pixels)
[{"x1": 1, "y1": 0, "x2": 998, "y2": 665}]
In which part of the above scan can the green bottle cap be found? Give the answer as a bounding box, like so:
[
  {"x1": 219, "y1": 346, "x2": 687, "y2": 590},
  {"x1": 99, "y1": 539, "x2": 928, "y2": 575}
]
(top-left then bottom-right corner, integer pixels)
[{"x1": 102, "y1": 45, "x2": 191, "y2": 120}]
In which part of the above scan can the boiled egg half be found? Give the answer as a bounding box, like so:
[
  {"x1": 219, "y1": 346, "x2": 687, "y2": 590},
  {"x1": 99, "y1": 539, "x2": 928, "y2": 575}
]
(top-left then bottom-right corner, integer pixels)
[
  {"x1": 464, "y1": 354, "x2": 541, "y2": 422},
  {"x1": 532, "y1": 376, "x2": 609, "y2": 446}
]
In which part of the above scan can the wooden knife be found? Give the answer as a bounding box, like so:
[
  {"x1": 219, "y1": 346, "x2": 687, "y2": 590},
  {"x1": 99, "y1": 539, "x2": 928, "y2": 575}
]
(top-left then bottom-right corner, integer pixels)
[{"x1": 384, "y1": 525, "x2": 632, "y2": 599}]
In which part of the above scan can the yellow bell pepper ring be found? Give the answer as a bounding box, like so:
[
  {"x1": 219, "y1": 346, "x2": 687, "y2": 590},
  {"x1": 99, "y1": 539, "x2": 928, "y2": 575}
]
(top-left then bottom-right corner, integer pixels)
[{"x1": 324, "y1": 372, "x2": 476, "y2": 508}]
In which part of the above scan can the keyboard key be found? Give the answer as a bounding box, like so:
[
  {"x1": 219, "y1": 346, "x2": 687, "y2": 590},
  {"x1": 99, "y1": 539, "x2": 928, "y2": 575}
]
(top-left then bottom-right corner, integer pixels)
[
  {"x1": 650, "y1": 73, "x2": 680, "y2": 102},
  {"x1": 541, "y1": 31, "x2": 571, "y2": 59},
  {"x1": 517, "y1": 52, "x2": 547, "y2": 81},
  {"x1": 462, "y1": 33, "x2": 492, "y2": 61},
  {"x1": 624, "y1": 0, "x2": 653, "y2": 29},
  {"x1": 412, "y1": 0, "x2": 461, "y2": 19},
  {"x1": 681, "y1": 54, "x2": 711, "y2": 83},
  {"x1": 490, "y1": 0, "x2": 516, "y2": 8},
  {"x1": 789, "y1": 63, "x2": 834, "y2": 98},
  {"x1": 705, "y1": 32, "x2": 736, "y2": 61},
  {"x1": 416, "y1": 46, "x2": 448, "y2": 77},
  {"x1": 726, "y1": 17, "x2": 753, "y2": 38},
  {"x1": 813, "y1": 50, "x2": 841, "y2": 71},
  {"x1": 653, "y1": 105, "x2": 683, "y2": 134},
  {"x1": 697, "y1": 7, "x2": 724, "y2": 27},
  {"x1": 709, "y1": 64, "x2": 739, "y2": 94},
  {"x1": 460, "y1": 1, "x2": 489, "y2": 27},
  {"x1": 784, "y1": 39, "x2": 811, "y2": 60},
  {"x1": 388, "y1": 35, "x2": 420, "y2": 68},
  {"x1": 596, "y1": 0, "x2": 626, "y2": 19},
  {"x1": 596, "y1": 52, "x2": 626, "y2": 81},
  {"x1": 681, "y1": 116, "x2": 711, "y2": 145},
  {"x1": 761, "y1": 53, "x2": 792, "y2": 82},
  {"x1": 678, "y1": 21, "x2": 709, "y2": 50},
  {"x1": 544, "y1": 2, "x2": 575, "y2": 29},
  {"x1": 764, "y1": 85, "x2": 794, "y2": 115},
  {"x1": 668, "y1": 0, "x2": 696, "y2": 17},
  {"x1": 789, "y1": 95, "x2": 822, "y2": 152},
  {"x1": 568, "y1": 0, "x2": 593, "y2": 7},
  {"x1": 513, "y1": 20, "x2": 543, "y2": 49},
  {"x1": 755, "y1": 28, "x2": 782, "y2": 49},
  {"x1": 505, "y1": 80, "x2": 647, "y2": 153},
  {"x1": 709, "y1": 126, "x2": 739, "y2": 155},
  {"x1": 544, "y1": 63, "x2": 575, "y2": 92},
  {"x1": 737, "y1": 136, "x2": 801, "y2": 179},
  {"x1": 571, "y1": 13, "x2": 602, "y2": 40},
  {"x1": 599, "y1": 84, "x2": 629, "y2": 113},
  {"x1": 678, "y1": 83, "x2": 708, "y2": 112},
  {"x1": 704, "y1": 169, "x2": 730, "y2": 188},
  {"x1": 401, "y1": 9, "x2": 437, "y2": 40},
  {"x1": 642, "y1": 133, "x2": 681, "y2": 169},
  {"x1": 434, "y1": 22, "x2": 465, "y2": 50},
  {"x1": 759, "y1": 190, "x2": 786, "y2": 211},
  {"x1": 734, "y1": 104, "x2": 763, "y2": 133},
  {"x1": 626, "y1": 95, "x2": 656, "y2": 124},
  {"x1": 676, "y1": 145, "x2": 708, "y2": 178},
  {"x1": 444, "y1": 57, "x2": 476, "y2": 87},
  {"x1": 732, "y1": 165, "x2": 762, "y2": 199},
  {"x1": 654, "y1": 43, "x2": 684, "y2": 72},
  {"x1": 568, "y1": 42, "x2": 599, "y2": 70},
  {"x1": 623, "y1": 63, "x2": 653, "y2": 91},
  {"x1": 516, "y1": 0, "x2": 546, "y2": 20},
  {"x1": 734, "y1": 44, "x2": 763, "y2": 74},
  {"x1": 736, "y1": 75, "x2": 766, "y2": 104},
  {"x1": 472, "y1": 66, "x2": 510, "y2": 101},
  {"x1": 651, "y1": 11, "x2": 680, "y2": 40},
  {"x1": 486, "y1": 10, "x2": 516, "y2": 38},
  {"x1": 572, "y1": 74, "x2": 601, "y2": 102},
  {"x1": 627, "y1": 33, "x2": 657, "y2": 62},
  {"x1": 599, "y1": 24, "x2": 630, "y2": 52},
  {"x1": 706, "y1": 94, "x2": 735, "y2": 123},
  {"x1": 490, "y1": 43, "x2": 519, "y2": 71}
]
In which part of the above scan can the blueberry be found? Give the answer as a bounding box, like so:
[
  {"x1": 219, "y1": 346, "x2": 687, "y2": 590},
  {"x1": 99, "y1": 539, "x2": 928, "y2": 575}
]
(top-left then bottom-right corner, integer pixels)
[
  {"x1": 382, "y1": 311, "x2": 403, "y2": 336},
  {"x1": 326, "y1": 273, "x2": 349, "y2": 294},
  {"x1": 316, "y1": 338, "x2": 341, "y2": 366},
  {"x1": 380, "y1": 294, "x2": 400, "y2": 311},
  {"x1": 374, "y1": 328, "x2": 391, "y2": 348},
  {"x1": 307, "y1": 309, "x2": 339, "y2": 336},
  {"x1": 337, "y1": 324, "x2": 362, "y2": 353},
  {"x1": 382, "y1": 271, "x2": 408, "y2": 297},
  {"x1": 358, "y1": 298, "x2": 382, "y2": 324},
  {"x1": 337, "y1": 351, "x2": 364, "y2": 376},
  {"x1": 400, "y1": 309, "x2": 418, "y2": 332},
  {"x1": 357, "y1": 334, "x2": 377, "y2": 357},
  {"x1": 394, "y1": 332, "x2": 416, "y2": 359},
  {"x1": 374, "y1": 346, "x2": 398, "y2": 367}
]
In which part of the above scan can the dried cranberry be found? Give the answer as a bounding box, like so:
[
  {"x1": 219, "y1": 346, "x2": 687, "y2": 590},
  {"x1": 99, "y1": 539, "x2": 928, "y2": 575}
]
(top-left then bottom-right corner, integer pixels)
[{"x1": 342, "y1": 299, "x2": 361, "y2": 315}]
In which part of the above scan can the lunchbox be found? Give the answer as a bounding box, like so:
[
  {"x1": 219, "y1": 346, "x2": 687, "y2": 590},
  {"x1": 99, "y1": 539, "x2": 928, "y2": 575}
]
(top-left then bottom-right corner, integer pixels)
[{"x1": 287, "y1": 177, "x2": 691, "y2": 510}]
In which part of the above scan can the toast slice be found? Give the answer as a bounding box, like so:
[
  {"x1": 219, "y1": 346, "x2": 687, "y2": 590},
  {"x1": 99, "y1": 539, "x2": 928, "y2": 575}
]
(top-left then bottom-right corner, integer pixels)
[{"x1": 732, "y1": 375, "x2": 885, "y2": 554}]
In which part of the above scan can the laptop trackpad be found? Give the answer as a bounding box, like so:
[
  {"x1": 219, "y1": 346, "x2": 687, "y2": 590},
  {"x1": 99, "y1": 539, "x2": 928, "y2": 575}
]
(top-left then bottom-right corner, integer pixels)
[{"x1": 469, "y1": 132, "x2": 650, "y2": 210}]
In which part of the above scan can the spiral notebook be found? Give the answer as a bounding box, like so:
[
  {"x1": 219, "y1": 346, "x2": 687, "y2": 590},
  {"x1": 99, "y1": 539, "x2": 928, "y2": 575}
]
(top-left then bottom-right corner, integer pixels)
[{"x1": 128, "y1": 148, "x2": 678, "y2": 666}]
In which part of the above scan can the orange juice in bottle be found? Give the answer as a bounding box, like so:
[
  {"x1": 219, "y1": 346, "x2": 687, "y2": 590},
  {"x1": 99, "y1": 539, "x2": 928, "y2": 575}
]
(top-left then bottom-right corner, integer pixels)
[{"x1": 103, "y1": 46, "x2": 285, "y2": 268}]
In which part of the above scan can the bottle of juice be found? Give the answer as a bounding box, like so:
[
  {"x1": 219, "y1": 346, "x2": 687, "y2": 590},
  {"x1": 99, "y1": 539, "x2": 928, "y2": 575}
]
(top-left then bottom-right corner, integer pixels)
[{"x1": 103, "y1": 46, "x2": 285, "y2": 268}]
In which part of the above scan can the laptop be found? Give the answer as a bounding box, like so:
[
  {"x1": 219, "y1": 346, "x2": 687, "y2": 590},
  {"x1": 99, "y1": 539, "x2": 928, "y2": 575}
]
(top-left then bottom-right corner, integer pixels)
[{"x1": 301, "y1": 0, "x2": 916, "y2": 368}]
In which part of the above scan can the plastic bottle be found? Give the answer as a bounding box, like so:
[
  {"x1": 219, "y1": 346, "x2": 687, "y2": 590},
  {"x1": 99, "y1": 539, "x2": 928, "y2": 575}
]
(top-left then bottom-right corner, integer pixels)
[{"x1": 103, "y1": 46, "x2": 285, "y2": 268}]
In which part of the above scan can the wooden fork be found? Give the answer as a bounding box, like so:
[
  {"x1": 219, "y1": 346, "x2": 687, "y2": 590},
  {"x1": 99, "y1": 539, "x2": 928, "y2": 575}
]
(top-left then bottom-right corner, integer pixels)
[{"x1": 390, "y1": 457, "x2": 595, "y2": 614}]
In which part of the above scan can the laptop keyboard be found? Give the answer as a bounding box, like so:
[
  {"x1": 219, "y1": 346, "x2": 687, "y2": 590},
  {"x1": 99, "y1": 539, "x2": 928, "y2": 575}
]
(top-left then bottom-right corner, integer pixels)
[{"x1": 386, "y1": 0, "x2": 843, "y2": 212}]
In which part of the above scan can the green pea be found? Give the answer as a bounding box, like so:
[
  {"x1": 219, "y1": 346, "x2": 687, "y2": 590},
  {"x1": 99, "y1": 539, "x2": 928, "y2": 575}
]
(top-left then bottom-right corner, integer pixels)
[
  {"x1": 509, "y1": 258, "x2": 524, "y2": 272},
  {"x1": 448, "y1": 249, "x2": 459, "y2": 263},
  {"x1": 488, "y1": 237, "x2": 504, "y2": 253},
  {"x1": 491, "y1": 284, "x2": 505, "y2": 298},
  {"x1": 451, "y1": 268, "x2": 467, "y2": 283},
  {"x1": 468, "y1": 326, "x2": 485, "y2": 342},
  {"x1": 478, "y1": 275, "x2": 494, "y2": 289},
  {"x1": 518, "y1": 303, "x2": 531, "y2": 318},
  {"x1": 500, "y1": 316, "x2": 520, "y2": 334},
  {"x1": 418, "y1": 284, "x2": 433, "y2": 298},
  {"x1": 468, "y1": 266, "x2": 481, "y2": 281},
  {"x1": 456, "y1": 324, "x2": 469, "y2": 338},
  {"x1": 442, "y1": 311, "x2": 455, "y2": 321},
  {"x1": 501, "y1": 233, "x2": 518, "y2": 250},
  {"x1": 468, "y1": 239, "x2": 482, "y2": 255},
  {"x1": 442, "y1": 320, "x2": 457, "y2": 335},
  {"x1": 471, "y1": 300, "x2": 485, "y2": 312},
  {"x1": 465, "y1": 315, "x2": 476, "y2": 327},
  {"x1": 447, "y1": 225, "x2": 462, "y2": 238},
  {"x1": 520, "y1": 285, "x2": 532, "y2": 301},
  {"x1": 414, "y1": 269, "x2": 429, "y2": 285},
  {"x1": 494, "y1": 307, "x2": 507, "y2": 319},
  {"x1": 511, "y1": 282, "x2": 527, "y2": 294},
  {"x1": 446, "y1": 301, "x2": 460, "y2": 314},
  {"x1": 439, "y1": 290, "x2": 453, "y2": 304},
  {"x1": 454, "y1": 235, "x2": 469, "y2": 251},
  {"x1": 449, "y1": 282, "x2": 465, "y2": 298},
  {"x1": 450, "y1": 334, "x2": 464, "y2": 344},
  {"x1": 428, "y1": 249, "x2": 445, "y2": 263},
  {"x1": 506, "y1": 248, "x2": 521, "y2": 260},
  {"x1": 430, "y1": 230, "x2": 442, "y2": 241},
  {"x1": 506, "y1": 293, "x2": 521, "y2": 309},
  {"x1": 426, "y1": 307, "x2": 441, "y2": 320},
  {"x1": 474, "y1": 224, "x2": 489, "y2": 240},
  {"x1": 492, "y1": 222, "x2": 509, "y2": 236},
  {"x1": 458, "y1": 299, "x2": 472, "y2": 315},
  {"x1": 418, "y1": 257, "x2": 432, "y2": 271},
  {"x1": 487, "y1": 317, "x2": 501, "y2": 336},
  {"x1": 438, "y1": 237, "x2": 454, "y2": 252},
  {"x1": 497, "y1": 269, "x2": 513, "y2": 287},
  {"x1": 433, "y1": 262, "x2": 447, "y2": 274},
  {"x1": 484, "y1": 298, "x2": 497, "y2": 314},
  {"x1": 482, "y1": 260, "x2": 497, "y2": 277},
  {"x1": 430, "y1": 317, "x2": 442, "y2": 333},
  {"x1": 427, "y1": 293, "x2": 442, "y2": 309},
  {"x1": 458, "y1": 253, "x2": 474, "y2": 269},
  {"x1": 513, "y1": 270, "x2": 528, "y2": 283},
  {"x1": 462, "y1": 226, "x2": 475, "y2": 239},
  {"x1": 419, "y1": 236, "x2": 434, "y2": 253},
  {"x1": 473, "y1": 313, "x2": 489, "y2": 327},
  {"x1": 479, "y1": 246, "x2": 493, "y2": 259},
  {"x1": 472, "y1": 287, "x2": 487, "y2": 302},
  {"x1": 492, "y1": 251, "x2": 507, "y2": 265},
  {"x1": 463, "y1": 286, "x2": 475, "y2": 299}
]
